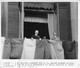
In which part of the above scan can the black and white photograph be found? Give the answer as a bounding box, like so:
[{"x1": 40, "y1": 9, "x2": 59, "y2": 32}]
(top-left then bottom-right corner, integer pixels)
[{"x1": 1, "y1": 2, "x2": 78, "y2": 60}]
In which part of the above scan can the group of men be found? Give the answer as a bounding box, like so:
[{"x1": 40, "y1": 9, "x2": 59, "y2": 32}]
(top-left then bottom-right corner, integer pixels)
[{"x1": 31, "y1": 30, "x2": 60, "y2": 41}]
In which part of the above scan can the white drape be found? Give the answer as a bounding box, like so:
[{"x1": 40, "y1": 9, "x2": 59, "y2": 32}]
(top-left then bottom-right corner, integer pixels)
[
  {"x1": 48, "y1": 13, "x2": 58, "y2": 39},
  {"x1": 53, "y1": 13, "x2": 58, "y2": 36},
  {"x1": 0, "y1": 37, "x2": 5, "y2": 59},
  {"x1": 48, "y1": 13, "x2": 54, "y2": 39},
  {"x1": 21, "y1": 38, "x2": 36, "y2": 59}
]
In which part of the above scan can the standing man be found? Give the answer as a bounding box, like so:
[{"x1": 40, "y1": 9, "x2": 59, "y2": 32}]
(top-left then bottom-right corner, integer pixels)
[
  {"x1": 52, "y1": 33, "x2": 60, "y2": 41},
  {"x1": 31, "y1": 30, "x2": 41, "y2": 39}
]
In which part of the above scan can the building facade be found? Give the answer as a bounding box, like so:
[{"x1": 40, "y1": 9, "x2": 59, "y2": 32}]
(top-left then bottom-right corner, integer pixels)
[{"x1": 1, "y1": 2, "x2": 78, "y2": 41}]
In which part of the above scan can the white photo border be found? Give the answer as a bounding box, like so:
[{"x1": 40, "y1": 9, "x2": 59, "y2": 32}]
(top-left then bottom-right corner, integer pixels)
[{"x1": 0, "y1": 0, "x2": 80, "y2": 68}]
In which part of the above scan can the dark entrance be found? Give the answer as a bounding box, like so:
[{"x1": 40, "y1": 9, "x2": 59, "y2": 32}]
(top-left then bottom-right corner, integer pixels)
[{"x1": 24, "y1": 22, "x2": 50, "y2": 39}]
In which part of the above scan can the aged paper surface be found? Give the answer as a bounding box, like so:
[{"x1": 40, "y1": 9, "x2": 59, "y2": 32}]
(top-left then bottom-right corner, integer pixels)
[{"x1": 0, "y1": 0, "x2": 80, "y2": 68}]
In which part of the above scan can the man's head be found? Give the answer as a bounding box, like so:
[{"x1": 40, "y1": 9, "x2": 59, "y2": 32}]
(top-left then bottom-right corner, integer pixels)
[
  {"x1": 53, "y1": 33, "x2": 56, "y2": 37},
  {"x1": 35, "y1": 30, "x2": 39, "y2": 35}
]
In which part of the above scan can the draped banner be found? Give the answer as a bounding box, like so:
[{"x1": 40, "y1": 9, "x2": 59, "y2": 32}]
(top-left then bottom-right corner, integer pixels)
[
  {"x1": 21, "y1": 38, "x2": 36, "y2": 59},
  {"x1": 2, "y1": 38, "x2": 64, "y2": 59},
  {"x1": 2, "y1": 38, "x2": 78, "y2": 59},
  {"x1": 49, "y1": 40, "x2": 64, "y2": 59}
]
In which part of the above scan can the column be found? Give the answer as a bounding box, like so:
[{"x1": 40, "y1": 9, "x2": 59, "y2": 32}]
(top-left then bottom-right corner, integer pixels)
[
  {"x1": 21, "y1": 2, "x2": 24, "y2": 38},
  {"x1": 1, "y1": 2, "x2": 8, "y2": 37},
  {"x1": 70, "y1": 2, "x2": 78, "y2": 42}
]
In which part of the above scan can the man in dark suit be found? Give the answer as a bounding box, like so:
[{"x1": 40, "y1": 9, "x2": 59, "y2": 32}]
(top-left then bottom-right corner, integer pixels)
[{"x1": 31, "y1": 30, "x2": 41, "y2": 39}]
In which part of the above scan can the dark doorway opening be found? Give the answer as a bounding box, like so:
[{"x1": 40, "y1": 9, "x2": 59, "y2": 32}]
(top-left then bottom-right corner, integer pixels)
[{"x1": 24, "y1": 22, "x2": 50, "y2": 39}]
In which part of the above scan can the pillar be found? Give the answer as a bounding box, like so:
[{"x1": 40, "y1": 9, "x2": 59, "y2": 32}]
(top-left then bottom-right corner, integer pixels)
[{"x1": 70, "y1": 2, "x2": 78, "y2": 42}]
